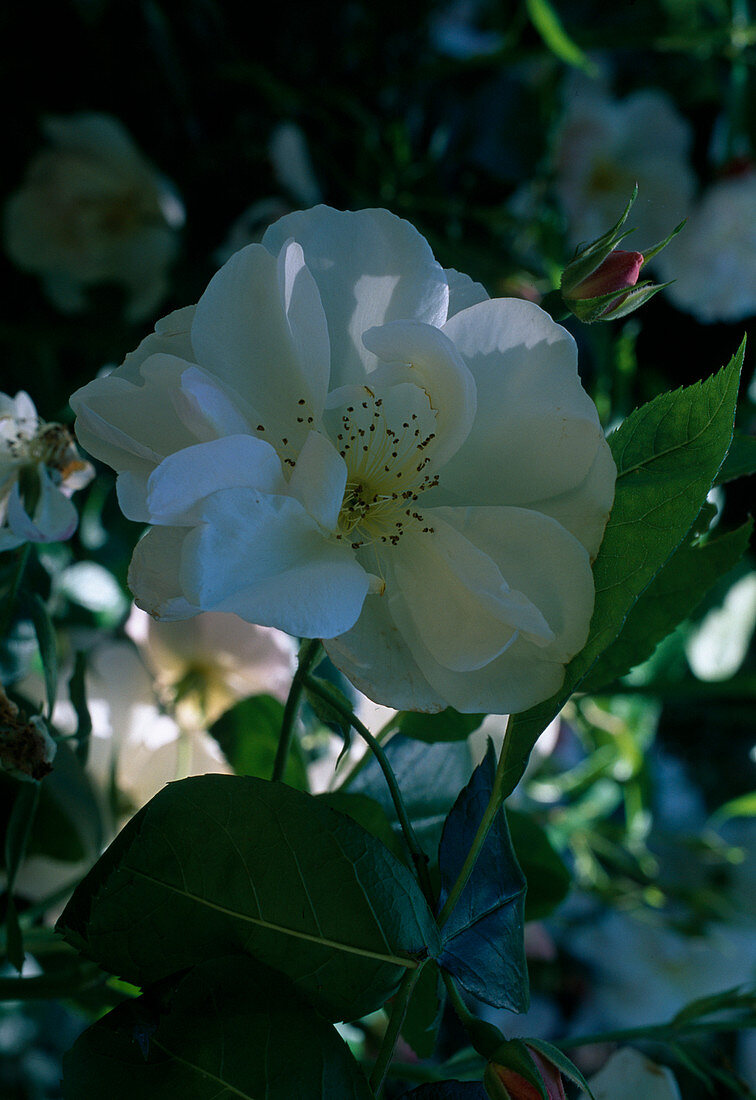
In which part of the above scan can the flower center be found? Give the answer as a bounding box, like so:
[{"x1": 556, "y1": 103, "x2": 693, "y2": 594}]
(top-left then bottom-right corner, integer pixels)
[{"x1": 330, "y1": 385, "x2": 440, "y2": 550}]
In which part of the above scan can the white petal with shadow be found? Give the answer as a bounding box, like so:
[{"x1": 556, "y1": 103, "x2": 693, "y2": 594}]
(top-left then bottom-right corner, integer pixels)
[
  {"x1": 286, "y1": 431, "x2": 347, "y2": 530},
  {"x1": 129, "y1": 526, "x2": 201, "y2": 622},
  {"x1": 262, "y1": 206, "x2": 449, "y2": 385},
  {"x1": 191, "y1": 241, "x2": 329, "y2": 447},
  {"x1": 440, "y1": 298, "x2": 607, "y2": 506},
  {"x1": 179, "y1": 489, "x2": 370, "y2": 638},
  {"x1": 146, "y1": 435, "x2": 286, "y2": 525},
  {"x1": 362, "y1": 320, "x2": 477, "y2": 469}
]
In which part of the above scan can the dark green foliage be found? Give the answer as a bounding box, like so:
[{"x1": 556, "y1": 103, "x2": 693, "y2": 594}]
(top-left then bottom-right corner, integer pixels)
[
  {"x1": 57, "y1": 774, "x2": 440, "y2": 1021},
  {"x1": 63, "y1": 956, "x2": 374, "y2": 1099}
]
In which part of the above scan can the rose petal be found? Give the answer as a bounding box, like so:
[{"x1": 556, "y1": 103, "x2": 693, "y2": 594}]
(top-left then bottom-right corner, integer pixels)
[
  {"x1": 146, "y1": 435, "x2": 287, "y2": 525},
  {"x1": 179, "y1": 489, "x2": 370, "y2": 638},
  {"x1": 324, "y1": 592, "x2": 445, "y2": 713},
  {"x1": 388, "y1": 514, "x2": 554, "y2": 673},
  {"x1": 286, "y1": 430, "x2": 347, "y2": 530},
  {"x1": 7, "y1": 469, "x2": 78, "y2": 543},
  {"x1": 440, "y1": 298, "x2": 612, "y2": 507},
  {"x1": 445, "y1": 267, "x2": 489, "y2": 318},
  {"x1": 191, "y1": 239, "x2": 330, "y2": 445},
  {"x1": 262, "y1": 206, "x2": 450, "y2": 385},
  {"x1": 128, "y1": 526, "x2": 202, "y2": 621},
  {"x1": 362, "y1": 319, "x2": 477, "y2": 469}
]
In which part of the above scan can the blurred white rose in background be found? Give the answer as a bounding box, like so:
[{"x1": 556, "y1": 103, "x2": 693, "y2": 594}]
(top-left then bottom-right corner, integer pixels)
[
  {"x1": 7, "y1": 613, "x2": 297, "y2": 905},
  {"x1": 565, "y1": 904, "x2": 756, "y2": 1034},
  {"x1": 0, "y1": 390, "x2": 93, "y2": 551},
  {"x1": 48, "y1": 639, "x2": 230, "y2": 817},
  {"x1": 125, "y1": 605, "x2": 297, "y2": 729},
  {"x1": 552, "y1": 80, "x2": 695, "y2": 253},
  {"x1": 656, "y1": 168, "x2": 756, "y2": 323},
  {"x1": 4, "y1": 113, "x2": 184, "y2": 323}
]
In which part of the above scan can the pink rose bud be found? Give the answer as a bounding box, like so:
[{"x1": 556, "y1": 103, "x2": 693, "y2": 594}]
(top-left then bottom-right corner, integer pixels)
[
  {"x1": 484, "y1": 1047, "x2": 567, "y2": 1100},
  {"x1": 568, "y1": 249, "x2": 644, "y2": 299},
  {"x1": 548, "y1": 184, "x2": 684, "y2": 323}
]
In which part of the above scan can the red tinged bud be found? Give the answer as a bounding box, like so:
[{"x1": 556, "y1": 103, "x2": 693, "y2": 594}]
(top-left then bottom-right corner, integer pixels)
[
  {"x1": 484, "y1": 1047, "x2": 568, "y2": 1099},
  {"x1": 567, "y1": 249, "x2": 644, "y2": 299}
]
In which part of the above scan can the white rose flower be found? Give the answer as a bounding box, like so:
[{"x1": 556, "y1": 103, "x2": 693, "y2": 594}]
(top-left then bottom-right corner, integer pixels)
[
  {"x1": 4, "y1": 113, "x2": 184, "y2": 323},
  {"x1": 125, "y1": 604, "x2": 297, "y2": 727},
  {"x1": 0, "y1": 390, "x2": 93, "y2": 551},
  {"x1": 656, "y1": 170, "x2": 756, "y2": 323},
  {"x1": 70, "y1": 206, "x2": 615, "y2": 714},
  {"x1": 552, "y1": 81, "x2": 696, "y2": 252}
]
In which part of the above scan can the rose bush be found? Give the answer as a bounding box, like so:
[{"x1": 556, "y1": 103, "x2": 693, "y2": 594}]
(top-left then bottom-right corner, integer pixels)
[{"x1": 71, "y1": 206, "x2": 615, "y2": 714}]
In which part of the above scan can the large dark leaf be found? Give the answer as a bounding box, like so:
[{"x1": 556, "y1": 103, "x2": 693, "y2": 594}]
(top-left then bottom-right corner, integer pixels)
[
  {"x1": 57, "y1": 774, "x2": 440, "y2": 1021},
  {"x1": 63, "y1": 956, "x2": 374, "y2": 1099},
  {"x1": 349, "y1": 734, "x2": 474, "y2": 857},
  {"x1": 438, "y1": 744, "x2": 528, "y2": 1011}
]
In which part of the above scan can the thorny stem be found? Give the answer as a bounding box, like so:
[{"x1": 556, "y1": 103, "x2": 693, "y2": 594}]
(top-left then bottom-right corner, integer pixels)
[
  {"x1": 271, "y1": 638, "x2": 323, "y2": 782},
  {"x1": 331, "y1": 711, "x2": 399, "y2": 790},
  {"x1": 302, "y1": 674, "x2": 435, "y2": 906},
  {"x1": 436, "y1": 715, "x2": 512, "y2": 929},
  {"x1": 369, "y1": 966, "x2": 421, "y2": 1096}
]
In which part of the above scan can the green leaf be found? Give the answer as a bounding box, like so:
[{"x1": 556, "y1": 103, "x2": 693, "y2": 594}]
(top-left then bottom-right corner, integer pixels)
[
  {"x1": 710, "y1": 790, "x2": 756, "y2": 826},
  {"x1": 348, "y1": 736, "x2": 474, "y2": 856},
  {"x1": 316, "y1": 790, "x2": 406, "y2": 862},
  {"x1": 209, "y1": 694, "x2": 307, "y2": 788},
  {"x1": 507, "y1": 810, "x2": 571, "y2": 921},
  {"x1": 581, "y1": 510, "x2": 753, "y2": 691},
  {"x1": 63, "y1": 956, "x2": 374, "y2": 1099},
  {"x1": 525, "y1": 0, "x2": 597, "y2": 74},
  {"x1": 671, "y1": 985, "x2": 753, "y2": 1026},
  {"x1": 396, "y1": 709, "x2": 485, "y2": 744},
  {"x1": 586, "y1": 343, "x2": 743, "y2": 663},
  {"x1": 68, "y1": 651, "x2": 93, "y2": 766},
  {"x1": 501, "y1": 343, "x2": 744, "y2": 796},
  {"x1": 438, "y1": 745, "x2": 528, "y2": 1012},
  {"x1": 401, "y1": 960, "x2": 445, "y2": 1059},
  {"x1": 524, "y1": 1039, "x2": 595, "y2": 1098},
  {"x1": 715, "y1": 430, "x2": 756, "y2": 484},
  {"x1": 57, "y1": 774, "x2": 440, "y2": 1021},
  {"x1": 26, "y1": 593, "x2": 57, "y2": 720}
]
